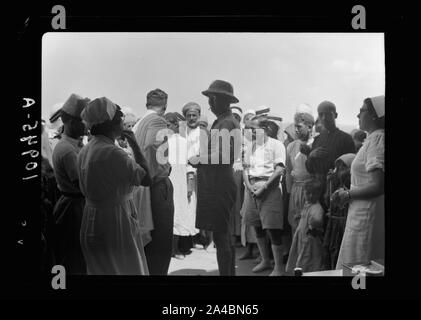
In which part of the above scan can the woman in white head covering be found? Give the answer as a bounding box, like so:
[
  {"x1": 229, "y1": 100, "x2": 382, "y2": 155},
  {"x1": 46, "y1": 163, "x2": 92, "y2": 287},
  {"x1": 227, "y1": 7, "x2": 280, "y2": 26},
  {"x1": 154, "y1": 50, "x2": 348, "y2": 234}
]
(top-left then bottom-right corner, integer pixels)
[
  {"x1": 78, "y1": 97, "x2": 151, "y2": 275},
  {"x1": 332, "y1": 95, "x2": 385, "y2": 269}
]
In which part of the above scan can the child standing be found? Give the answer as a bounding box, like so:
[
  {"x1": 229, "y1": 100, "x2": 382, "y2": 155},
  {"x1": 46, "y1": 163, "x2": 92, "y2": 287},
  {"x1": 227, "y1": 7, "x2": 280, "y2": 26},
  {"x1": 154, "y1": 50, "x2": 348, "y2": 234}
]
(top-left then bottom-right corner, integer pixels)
[
  {"x1": 322, "y1": 153, "x2": 355, "y2": 270},
  {"x1": 286, "y1": 178, "x2": 325, "y2": 273}
]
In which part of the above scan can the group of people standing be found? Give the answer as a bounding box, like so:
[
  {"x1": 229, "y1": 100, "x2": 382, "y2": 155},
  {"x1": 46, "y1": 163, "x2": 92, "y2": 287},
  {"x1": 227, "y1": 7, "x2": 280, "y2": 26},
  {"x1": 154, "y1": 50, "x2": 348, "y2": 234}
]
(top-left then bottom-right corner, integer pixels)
[{"x1": 41, "y1": 79, "x2": 385, "y2": 276}]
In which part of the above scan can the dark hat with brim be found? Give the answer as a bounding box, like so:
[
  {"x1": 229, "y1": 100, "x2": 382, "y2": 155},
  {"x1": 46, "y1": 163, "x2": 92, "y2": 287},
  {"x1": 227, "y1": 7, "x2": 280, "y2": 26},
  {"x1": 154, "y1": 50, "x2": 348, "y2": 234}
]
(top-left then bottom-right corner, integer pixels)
[{"x1": 202, "y1": 80, "x2": 239, "y2": 103}]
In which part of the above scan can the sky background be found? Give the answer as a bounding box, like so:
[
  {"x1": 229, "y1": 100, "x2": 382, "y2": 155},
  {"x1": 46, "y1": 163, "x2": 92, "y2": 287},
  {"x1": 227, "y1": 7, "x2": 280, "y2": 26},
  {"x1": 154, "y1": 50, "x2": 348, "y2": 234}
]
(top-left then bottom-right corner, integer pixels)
[{"x1": 42, "y1": 32, "x2": 384, "y2": 131}]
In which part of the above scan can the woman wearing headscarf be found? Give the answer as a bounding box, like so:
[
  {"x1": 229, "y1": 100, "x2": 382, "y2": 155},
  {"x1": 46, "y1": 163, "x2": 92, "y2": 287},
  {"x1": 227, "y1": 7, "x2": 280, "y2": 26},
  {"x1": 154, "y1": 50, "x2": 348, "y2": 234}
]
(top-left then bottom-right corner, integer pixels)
[
  {"x1": 78, "y1": 97, "x2": 151, "y2": 275},
  {"x1": 332, "y1": 95, "x2": 385, "y2": 269}
]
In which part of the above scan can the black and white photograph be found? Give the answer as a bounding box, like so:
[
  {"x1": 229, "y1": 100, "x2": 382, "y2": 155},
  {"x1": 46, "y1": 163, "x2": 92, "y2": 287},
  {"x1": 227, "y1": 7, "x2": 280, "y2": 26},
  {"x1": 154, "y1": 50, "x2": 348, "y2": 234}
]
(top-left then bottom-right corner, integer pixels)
[{"x1": 40, "y1": 32, "x2": 385, "y2": 277}]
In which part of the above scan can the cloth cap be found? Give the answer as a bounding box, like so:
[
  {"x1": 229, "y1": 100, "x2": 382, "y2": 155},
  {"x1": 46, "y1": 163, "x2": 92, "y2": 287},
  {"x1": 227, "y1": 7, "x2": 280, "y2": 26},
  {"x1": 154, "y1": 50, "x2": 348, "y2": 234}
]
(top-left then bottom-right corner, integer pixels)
[
  {"x1": 317, "y1": 101, "x2": 337, "y2": 114},
  {"x1": 369, "y1": 95, "x2": 385, "y2": 118},
  {"x1": 182, "y1": 102, "x2": 201, "y2": 116},
  {"x1": 164, "y1": 112, "x2": 179, "y2": 123},
  {"x1": 81, "y1": 97, "x2": 117, "y2": 128},
  {"x1": 296, "y1": 103, "x2": 313, "y2": 116},
  {"x1": 335, "y1": 153, "x2": 356, "y2": 168},
  {"x1": 294, "y1": 112, "x2": 315, "y2": 127},
  {"x1": 147, "y1": 89, "x2": 168, "y2": 107},
  {"x1": 61, "y1": 94, "x2": 90, "y2": 118}
]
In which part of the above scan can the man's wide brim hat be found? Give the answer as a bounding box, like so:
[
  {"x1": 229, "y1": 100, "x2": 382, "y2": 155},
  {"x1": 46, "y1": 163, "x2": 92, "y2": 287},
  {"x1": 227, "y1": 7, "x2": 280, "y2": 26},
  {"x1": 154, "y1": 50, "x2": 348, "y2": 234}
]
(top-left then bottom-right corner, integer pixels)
[{"x1": 202, "y1": 80, "x2": 239, "y2": 103}]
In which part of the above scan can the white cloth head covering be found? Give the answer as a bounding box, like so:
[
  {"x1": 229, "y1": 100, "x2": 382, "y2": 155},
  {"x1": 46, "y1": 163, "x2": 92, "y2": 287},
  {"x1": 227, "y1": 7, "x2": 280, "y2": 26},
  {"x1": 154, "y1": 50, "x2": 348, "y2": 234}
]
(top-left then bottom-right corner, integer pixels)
[
  {"x1": 296, "y1": 103, "x2": 313, "y2": 116},
  {"x1": 370, "y1": 95, "x2": 385, "y2": 118},
  {"x1": 335, "y1": 153, "x2": 356, "y2": 168},
  {"x1": 255, "y1": 105, "x2": 270, "y2": 115},
  {"x1": 61, "y1": 93, "x2": 90, "y2": 118},
  {"x1": 81, "y1": 97, "x2": 117, "y2": 128},
  {"x1": 182, "y1": 102, "x2": 201, "y2": 116},
  {"x1": 124, "y1": 112, "x2": 137, "y2": 124},
  {"x1": 244, "y1": 109, "x2": 256, "y2": 117}
]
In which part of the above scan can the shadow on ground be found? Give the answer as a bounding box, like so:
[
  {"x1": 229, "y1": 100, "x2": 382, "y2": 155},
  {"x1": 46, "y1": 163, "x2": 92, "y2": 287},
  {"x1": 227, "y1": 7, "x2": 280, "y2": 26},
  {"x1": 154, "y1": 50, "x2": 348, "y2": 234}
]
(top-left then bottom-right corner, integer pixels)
[
  {"x1": 169, "y1": 268, "x2": 219, "y2": 276},
  {"x1": 168, "y1": 246, "x2": 278, "y2": 276}
]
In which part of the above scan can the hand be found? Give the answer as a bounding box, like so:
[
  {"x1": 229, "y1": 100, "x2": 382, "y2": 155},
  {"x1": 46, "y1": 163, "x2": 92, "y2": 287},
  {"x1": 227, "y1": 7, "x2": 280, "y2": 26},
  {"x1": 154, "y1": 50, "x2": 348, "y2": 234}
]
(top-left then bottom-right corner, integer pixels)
[
  {"x1": 251, "y1": 184, "x2": 260, "y2": 192},
  {"x1": 252, "y1": 185, "x2": 266, "y2": 198},
  {"x1": 279, "y1": 166, "x2": 286, "y2": 176},
  {"x1": 299, "y1": 144, "x2": 311, "y2": 156},
  {"x1": 187, "y1": 172, "x2": 195, "y2": 181},
  {"x1": 309, "y1": 146, "x2": 329, "y2": 159},
  {"x1": 121, "y1": 130, "x2": 137, "y2": 148},
  {"x1": 306, "y1": 228, "x2": 323, "y2": 238},
  {"x1": 188, "y1": 155, "x2": 201, "y2": 167},
  {"x1": 246, "y1": 184, "x2": 254, "y2": 194},
  {"x1": 326, "y1": 169, "x2": 335, "y2": 181},
  {"x1": 117, "y1": 138, "x2": 128, "y2": 149},
  {"x1": 233, "y1": 162, "x2": 243, "y2": 172},
  {"x1": 331, "y1": 188, "x2": 350, "y2": 207}
]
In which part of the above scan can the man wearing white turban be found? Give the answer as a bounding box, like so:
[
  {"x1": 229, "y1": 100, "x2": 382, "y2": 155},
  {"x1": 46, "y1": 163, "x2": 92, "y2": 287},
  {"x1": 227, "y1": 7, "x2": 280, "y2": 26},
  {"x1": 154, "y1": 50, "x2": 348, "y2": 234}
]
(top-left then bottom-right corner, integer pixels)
[{"x1": 178, "y1": 102, "x2": 202, "y2": 251}]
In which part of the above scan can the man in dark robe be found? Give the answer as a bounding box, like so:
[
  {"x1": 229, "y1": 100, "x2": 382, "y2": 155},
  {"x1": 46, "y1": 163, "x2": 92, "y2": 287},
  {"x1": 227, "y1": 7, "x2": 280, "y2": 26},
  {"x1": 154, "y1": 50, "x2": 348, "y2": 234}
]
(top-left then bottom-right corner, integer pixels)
[
  {"x1": 302, "y1": 101, "x2": 355, "y2": 210},
  {"x1": 190, "y1": 80, "x2": 241, "y2": 276},
  {"x1": 52, "y1": 93, "x2": 90, "y2": 274}
]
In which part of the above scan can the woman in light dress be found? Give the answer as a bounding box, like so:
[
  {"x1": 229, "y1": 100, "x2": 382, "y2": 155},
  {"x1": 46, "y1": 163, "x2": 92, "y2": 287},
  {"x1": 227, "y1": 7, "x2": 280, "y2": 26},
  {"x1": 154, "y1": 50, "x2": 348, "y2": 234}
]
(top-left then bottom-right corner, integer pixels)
[
  {"x1": 78, "y1": 97, "x2": 151, "y2": 275},
  {"x1": 332, "y1": 96, "x2": 385, "y2": 269}
]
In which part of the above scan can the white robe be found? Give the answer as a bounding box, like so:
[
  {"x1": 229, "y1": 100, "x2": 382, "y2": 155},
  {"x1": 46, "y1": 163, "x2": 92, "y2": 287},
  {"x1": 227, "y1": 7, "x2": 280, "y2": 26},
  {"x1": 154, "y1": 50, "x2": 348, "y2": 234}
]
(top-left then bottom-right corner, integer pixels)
[{"x1": 169, "y1": 133, "x2": 199, "y2": 236}]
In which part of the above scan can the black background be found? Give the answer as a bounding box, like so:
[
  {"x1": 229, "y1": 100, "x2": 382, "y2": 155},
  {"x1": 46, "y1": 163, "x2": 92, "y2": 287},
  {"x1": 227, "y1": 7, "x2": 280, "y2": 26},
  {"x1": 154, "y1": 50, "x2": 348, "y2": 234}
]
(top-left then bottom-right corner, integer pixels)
[{"x1": 10, "y1": 1, "x2": 409, "y2": 303}]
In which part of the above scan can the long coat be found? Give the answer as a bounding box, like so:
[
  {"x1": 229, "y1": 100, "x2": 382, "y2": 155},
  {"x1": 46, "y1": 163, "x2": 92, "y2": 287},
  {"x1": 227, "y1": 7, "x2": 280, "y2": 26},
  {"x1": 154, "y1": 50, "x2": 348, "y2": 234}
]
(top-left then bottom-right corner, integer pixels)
[{"x1": 195, "y1": 110, "x2": 241, "y2": 233}]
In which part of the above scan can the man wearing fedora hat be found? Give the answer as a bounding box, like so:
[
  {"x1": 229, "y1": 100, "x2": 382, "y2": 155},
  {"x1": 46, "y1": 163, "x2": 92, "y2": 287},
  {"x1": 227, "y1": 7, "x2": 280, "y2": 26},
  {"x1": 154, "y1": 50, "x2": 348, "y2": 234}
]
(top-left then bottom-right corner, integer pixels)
[{"x1": 189, "y1": 80, "x2": 241, "y2": 276}]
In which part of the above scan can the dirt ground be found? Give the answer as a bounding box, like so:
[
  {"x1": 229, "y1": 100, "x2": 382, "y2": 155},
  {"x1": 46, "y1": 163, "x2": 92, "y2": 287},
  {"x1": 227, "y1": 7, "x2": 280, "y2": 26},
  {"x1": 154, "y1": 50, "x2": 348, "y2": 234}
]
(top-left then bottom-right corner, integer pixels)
[{"x1": 168, "y1": 243, "x2": 284, "y2": 276}]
